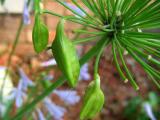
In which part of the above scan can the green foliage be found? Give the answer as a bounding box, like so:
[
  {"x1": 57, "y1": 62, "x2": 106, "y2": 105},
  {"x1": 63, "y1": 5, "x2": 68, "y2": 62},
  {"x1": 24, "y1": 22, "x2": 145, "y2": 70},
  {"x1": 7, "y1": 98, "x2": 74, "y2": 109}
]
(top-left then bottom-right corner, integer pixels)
[
  {"x1": 0, "y1": 0, "x2": 5, "y2": 5},
  {"x1": 124, "y1": 96, "x2": 142, "y2": 118},
  {"x1": 15, "y1": 0, "x2": 160, "y2": 119},
  {"x1": 52, "y1": 19, "x2": 80, "y2": 87},
  {"x1": 52, "y1": 0, "x2": 160, "y2": 89},
  {"x1": 124, "y1": 92, "x2": 160, "y2": 120},
  {"x1": 13, "y1": 33, "x2": 107, "y2": 120}
]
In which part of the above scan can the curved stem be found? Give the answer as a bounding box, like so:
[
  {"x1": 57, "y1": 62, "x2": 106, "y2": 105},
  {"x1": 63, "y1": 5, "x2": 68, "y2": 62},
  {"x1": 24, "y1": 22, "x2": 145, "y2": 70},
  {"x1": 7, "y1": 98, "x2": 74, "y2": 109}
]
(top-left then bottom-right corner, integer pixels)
[
  {"x1": 0, "y1": 0, "x2": 31, "y2": 111},
  {"x1": 42, "y1": 10, "x2": 114, "y2": 32},
  {"x1": 112, "y1": 41, "x2": 128, "y2": 82},
  {"x1": 41, "y1": 9, "x2": 64, "y2": 18},
  {"x1": 94, "y1": 39, "x2": 109, "y2": 79},
  {"x1": 12, "y1": 37, "x2": 107, "y2": 120},
  {"x1": 116, "y1": 40, "x2": 139, "y2": 90},
  {"x1": 0, "y1": 20, "x2": 24, "y2": 104},
  {"x1": 35, "y1": 0, "x2": 40, "y2": 13},
  {"x1": 73, "y1": 35, "x2": 100, "y2": 44}
]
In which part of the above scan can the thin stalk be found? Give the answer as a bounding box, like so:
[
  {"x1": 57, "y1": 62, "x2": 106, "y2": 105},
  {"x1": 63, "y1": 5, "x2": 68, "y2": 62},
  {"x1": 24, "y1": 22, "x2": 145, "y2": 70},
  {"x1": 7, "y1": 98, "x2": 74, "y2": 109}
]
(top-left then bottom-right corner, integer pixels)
[
  {"x1": 126, "y1": 47, "x2": 160, "y2": 88},
  {"x1": 12, "y1": 37, "x2": 107, "y2": 120},
  {"x1": 94, "y1": 40, "x2": 109, "y2": 79},
  {"x1": 146, "y1": 70, "x2": 160, "y2": 89},
  {"x1": 0, "y1": 20, "x2": 23, "y2": 104},
  {"x1": 42, "y1": 10, "x2": 104, "y2": 31},
  {"x1": 116, "y1": 40, "x2": 139, "y2": 90},
  {"x1": 0, "y1": 0, "x2": 31, "y2": 104},
  {"x1": 119, "y1": 37, "x2": 160, "y2": 76},
  {"x1": 42, "y1": 10, "x2": 114, "y2": 32},
  {"x1": 73, "y1": 29, "x2": 106, "y2": 35},
  {"x1": 72, "y1": 26, "x2": 87, "y2": 40},
  {"x1": 112, "y1": 41, "x2": 128, "y2": 82},
  {"x1": 71, "y1": 0, "x2": 103, "y2": 25},
  {"x1": 54, "y1": 0, "x2": 102, "y2": 27},
  {"x1": 0, "y1": 1, "x2": 32, "y2": 118},
  {"x1": 73, "y1": 35, "x2": 100, "y2": 44},
  {"x1": 35, "y1": 0, "x2": 40, "y2": 13},
  {"x1": 41, "y1": 9, "x2": 64, "y2": 18}
]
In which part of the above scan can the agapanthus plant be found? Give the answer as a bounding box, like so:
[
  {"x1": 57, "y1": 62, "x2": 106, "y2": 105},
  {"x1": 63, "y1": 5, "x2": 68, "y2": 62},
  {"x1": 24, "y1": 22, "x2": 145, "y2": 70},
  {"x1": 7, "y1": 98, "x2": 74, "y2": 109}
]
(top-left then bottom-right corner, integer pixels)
[
  {"x1": 13, "y1": 0, "x2": 160, "y2": 119},
  {"x1": 35, "y1": 0, "x2": 160, "y2": 89}
]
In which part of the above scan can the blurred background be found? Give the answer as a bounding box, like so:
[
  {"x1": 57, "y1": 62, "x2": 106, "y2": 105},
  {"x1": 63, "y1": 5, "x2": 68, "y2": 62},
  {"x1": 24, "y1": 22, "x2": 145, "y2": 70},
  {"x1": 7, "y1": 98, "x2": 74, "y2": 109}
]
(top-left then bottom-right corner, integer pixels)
[{"x1": 0, "y1": 0, "x2": 159, "y2": 120}]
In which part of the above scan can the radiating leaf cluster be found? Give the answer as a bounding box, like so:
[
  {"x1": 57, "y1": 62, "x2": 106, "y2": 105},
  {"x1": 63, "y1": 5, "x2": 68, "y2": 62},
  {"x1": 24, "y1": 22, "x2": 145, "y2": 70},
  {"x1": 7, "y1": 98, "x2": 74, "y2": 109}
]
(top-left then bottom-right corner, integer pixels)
[
  {"x1": 20, "y1": 0, "x2": 160, "y2": 120},
  {"x1": 53, "y1": 0, "x2": 160, "y2": 89}
]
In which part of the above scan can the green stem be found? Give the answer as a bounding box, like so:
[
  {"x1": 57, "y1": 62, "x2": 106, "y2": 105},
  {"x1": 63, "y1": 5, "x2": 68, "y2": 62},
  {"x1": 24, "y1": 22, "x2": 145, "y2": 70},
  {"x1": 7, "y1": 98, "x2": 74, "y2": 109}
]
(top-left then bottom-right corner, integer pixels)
[
  {"x1": 94, "y1": 39, "x2": 109, "y2": 79},
  {"x1": 42, "y1": 9, "x2": 114, "y2": 32},
  {"x1": 41, "y1": 9, "x2": 64, "y2": 18},
  {"x1": 72, "y1": 26, "x2": 87, "y2": 40},
  {"x1": 116, "y1": 40, "x2": 139, "y2": 90},
  {"x1": 73, "y1": 29, "x2": 106, "y2": 35},
  {"x1": 73, "y1": 35, "x2": 100, "y2": 44},
  {"x1": 12, "y1": 37, "x2": 107, "y2": 120},
  {"x1": 112, "y1": 41, "x2": 128, "y2": 82},
  {"x1": 0, "y1": 20, "x2": 24, "y2": 104},
  {"x1": 35, "y1": 0, "x2": 40, "y2": 13},
  {"x1": 0, "y1": 0, "x2": 31, "y2": 115}
]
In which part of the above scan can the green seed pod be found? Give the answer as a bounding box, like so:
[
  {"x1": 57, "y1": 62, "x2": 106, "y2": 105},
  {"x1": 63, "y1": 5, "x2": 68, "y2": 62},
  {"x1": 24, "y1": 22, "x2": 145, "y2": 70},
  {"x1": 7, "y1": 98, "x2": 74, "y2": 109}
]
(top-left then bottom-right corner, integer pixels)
[
  {"x1": 32, "y1": 14, "x2": 49, "y2": 53},
  {"x1": 51, "y1": 19, "x2": 80, "y2": 87},
  {"x1": 80, "y1": 74, "x2": 105, "y2": 120}
]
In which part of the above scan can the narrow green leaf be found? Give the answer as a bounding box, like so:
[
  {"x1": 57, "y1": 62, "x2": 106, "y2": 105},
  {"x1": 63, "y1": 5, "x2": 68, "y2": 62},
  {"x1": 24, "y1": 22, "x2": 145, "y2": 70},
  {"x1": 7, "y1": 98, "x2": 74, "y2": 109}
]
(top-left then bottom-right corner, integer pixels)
[
  {"x1": 121, "y1": 0, "x2": 134, "y2": 14},
  {"x1": 116, "y1": 40, "x2": 139, "y2": 90},
  {"x1": 124, "y1": 0, "x2": 150, "y2": 22},
  {"x1": 127, "y1": 1, "x2": 160, "y2": 26},
  {"x1": 71, "y1": 0, "x2": 102, "y2": 25},
  {"x1": 127, "y1": 48, "x2": 160, "y2": 88},
  {"x1": 112, "y1": 41, "x2": 128, "y2": 82}
]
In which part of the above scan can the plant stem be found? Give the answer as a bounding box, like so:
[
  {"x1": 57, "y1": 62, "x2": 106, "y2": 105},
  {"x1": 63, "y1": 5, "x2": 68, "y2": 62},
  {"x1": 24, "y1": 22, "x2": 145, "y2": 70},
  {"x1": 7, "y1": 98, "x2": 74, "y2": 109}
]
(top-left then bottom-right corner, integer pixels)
[
  {"x1": 0, "y1": 0, "x2": 31, "y2": 115},
  {"x1": 94, "y1": 39, "x2": 109, "y2": 79},
  {"x1": 12, "y1": 37, "x2": 107, "y2": 120},
  {"x1": 0, "y1": 20, "x2": 23, "y2": 104}
]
